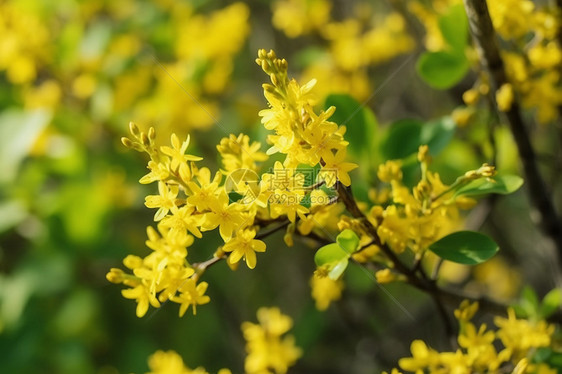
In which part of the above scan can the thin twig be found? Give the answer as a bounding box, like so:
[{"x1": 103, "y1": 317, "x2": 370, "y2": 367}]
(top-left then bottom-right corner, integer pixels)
[{"x1": 463, "y1": 0, "x2": 562, "y2": 264}]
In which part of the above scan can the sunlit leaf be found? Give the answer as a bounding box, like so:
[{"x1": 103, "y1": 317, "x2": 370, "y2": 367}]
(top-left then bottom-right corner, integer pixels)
[
  {"x1": 540, "y1": 288, "x2": 562, "y2": 318},
  {"x1": 336, "y1": 229, "x2": 360, "y2": 255},
  {"x1": 328, "y1": 258, "x2": 349, "y2": 280},
  {"x1": 314, "y1": 243, "x2": 349, "y2": 267},
  {"x1": 455, "y1": 174, "x2": 524, "y2": 197}
]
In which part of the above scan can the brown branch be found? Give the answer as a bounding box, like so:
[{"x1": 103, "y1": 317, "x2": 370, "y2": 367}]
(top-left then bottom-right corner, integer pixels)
[
  {"x1": 463, "y1": 0, "x2": 562, "y2": 264},
  {"x1": 335, "y1": 181, "x2": 516, "y2": 342},
  {"x1": 335, "y1": 182, "x2": 456, "y2": 340}
]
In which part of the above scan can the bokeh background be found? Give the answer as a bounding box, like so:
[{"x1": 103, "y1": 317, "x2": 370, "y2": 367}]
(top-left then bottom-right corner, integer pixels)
[{"x1": 1, "y1": 0, "x2": 560, "y2": 373}]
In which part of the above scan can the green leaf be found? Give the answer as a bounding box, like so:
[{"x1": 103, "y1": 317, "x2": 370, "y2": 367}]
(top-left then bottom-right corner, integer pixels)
[
  {"x1": 420, "y1": 117, "x2": 456, "y2": 156},
  {"x1": 539, "y1": 288, "x2": 562, "y2": 318},
  {"x1": 324, "y1": 94, "x2": 378, "y2": 162},
  {"x1": 416, "y1": 51, "x2": 469, "y2": 89},
  {"x1": 328, "y1": 258, "x2": 349, "y2": 280},
  {"x1": 521, "y1": 285, "x2": 539, "y2": 316},
  {"x1": 455, "y1": 174, "x2": 524, "y2": 197},
  {"x1": 0, "y1": 108, "x2": 51, "y2": 185},
  {"x1": 429, "y1": 231, "x2": 499, "y2": 265},
  {"x1": 381, "y1": 119, "x2": 423, "y2": 160},
  {"x1": 381, "y1": 117, "x2": 456, "y2": 162},
  {"x1": 314, "y1": 243, "x2": 349, "y2": 267},
  {"x1": 336, "y1": 229, "x2": 360, "y2": 254},
  {"x1": 438, "y1": 4, "x2": 468, "y2": 53}
]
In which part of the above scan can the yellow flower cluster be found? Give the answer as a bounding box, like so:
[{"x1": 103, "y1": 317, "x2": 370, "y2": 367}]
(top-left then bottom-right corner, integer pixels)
[
  {"x1": 456, "y1": 0, "x2": 562, "y2": 124},
  {"x1": 490, "y1": 0, "x2": 562, "y2": 124},
  {"x1": 109, "y1": 49, "x2": 363, "y2": 317},
  {"x1": 272, "y1": 0, "x2": 414, "y2": 100},
  {"x1": 256, "y1": 49, "x2": 357, "y2": 179},
  {"x1": 242, "y1": 307, "x2": 302, "y2": 374},
  {"x1": 6, "y1": 1, "x2": 250, "y2": 141},
  {"x1": 310, "y1": 273, "x2": 344, "y2": 310},
  {"x1": 122, "y1": 2, "x2": 251, "y2": 133},
  {"x1": 368, "y1": 146, "x2": 481, "y2": 254},
  {"x1": 106, "y1": 123, "x2": 267, "y2": 317},
  {"x1": 143, "y1": 308, "x2": 300, "y2": 374},
  {"x1": 0, "y1": 2, "x2": 50, "y2": 84},
  {"x1": 393, "y1": 301, "x2": 557, "y2": 373},
  {"x1": 146, "y1": 350, "x2": 229, "y2": 374}
]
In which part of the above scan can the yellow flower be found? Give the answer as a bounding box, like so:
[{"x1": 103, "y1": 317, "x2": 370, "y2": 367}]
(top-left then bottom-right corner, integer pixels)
[
  {"x1": 454, "y1": 300, "x2": 479, "y2": 322},
  {"x1": 398, "y1": 340, "x2": 440, "y2": 372},
  {"x1": 147, "y1": 350, "x2": 208, "y2": 374},
  {"x1": 494, "y1": 308, "x2": 554, "y2": 358},
  {"x1": 310, "y1": 273, "x2": 344, "y2": 310},
  {"x1": 186, "y1": 167, "x2": 221, "y2": 211},
  {"x1": 160, "y1": 205, "x2": 203, "y2": 240},
  {"x1": 217, "y1": 133, "x2": 268, "y2": 173},
  {"x1": 140, "y1": 160, "x2": 170, "y2": 184},
  {"x1": 242, "y1": 307, "x2": 302, "y2": 374},
  {"x1": 223, "y1": 229, "x2": 266, "y2": 269},
  {"x1": 145, "y1": 181, "x2": 179, "y2": 221},
  {"x1": 122, "y1": 284, "x2": 160, "y2": 318},
  {"x1": 496, "y1": 83, "x2": 514, "y2": 112},
  {"x1": 160, "y1": 134, "x2": 202, "y2": 171},
  {"x1": 319, "y1": 148, "x2": 357, "y2": 187},
  {"x1": 202, "y1": 191, "x2": 247, "y2": 241},
  {"x1": 171, "y1": 278, "x2": 211, "y2": 316},
  {"x1": 377, "y1": 160, "x2": 403, "y2": 183}
]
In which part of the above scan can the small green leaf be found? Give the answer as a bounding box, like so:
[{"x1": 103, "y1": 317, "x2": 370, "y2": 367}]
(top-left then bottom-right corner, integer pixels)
[
  {"x1": 336, "y1": 229, "x2": 360, "y2": 255},
  {"x1": 429, "y1": 231, "x2": 499, "y2": 265},
  {"x1": 420, "y1": 117, "x2": 456, "y2": 156},
  {"x1": 539, "y1": 288, "x2": 562, "y2": 318},
  {"x1": 381, "y1": 119, "x2": 423, "y2": 160},
  {"x1": 532, "y1": 347, "x2": 552, "y2": 364},
  {"x1": 511, "y1": 304, "x2": 529, "y2": 318},
  {"x1": 521, "y1": 285, "x2": 539, "y2": 316},
  {"x1": 314, "y1": 243, "x2": 349, "y2": 267},
  {"x1": 0, "y1": 108, "x2": 51, "y2": 185},
  {"x1": 455, "y1": 174, "x2": 524, "y2": 197},
  {"x1": 416, "y1": 51, "x2": 469, "y2": 89},
  {"x1": 328, "y1": 258, "x2": 349, "y2": 280},
  {"x1": 438, "y1": 4, "x2": 468, "y2": 53}
]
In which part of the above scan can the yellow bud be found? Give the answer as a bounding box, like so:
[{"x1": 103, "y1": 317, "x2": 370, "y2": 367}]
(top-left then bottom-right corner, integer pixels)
[
  {"x1": 462, "y1": 88, "x2": 479, "y2": 105},
  {"x1": 148, "y1": 127, "x2": 156, "y2": 141},
  {"x1": 140, "y1": 132, "x2": 150, "y2": 146},
  {"x1": 451, "y1": 107, "x2": 474, "y2": 128},
  {"x1": 121, "y1": 137, "x2": 134, "y2": 148},
  {"x1": 496, "y1": 83, "x2": 514, "y2": 112},
  {"x1": 284, "y1": 231, "x2": 294, "y2": 247},
  {"x1": 375, "y1": 269, "x2": 397, "y2": 284},
  {"x1": 123, "y1": 255, "x2": 143, "y2": 269},
  {"x1": 106, "y1": 268, "x2": 125, "y2": 283},
  {"x1": 478, "y1": 82, "x2": 489, "y2": 95},
  {"x1": 129, "y1": 122, "x2": 140, "y2": 137},
  {"x1": 417, "y1": 145, "x2": 430, "y2": 163},
  {"x1": 454, "y1": 300, "x2": 479, "y2": 321}
]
